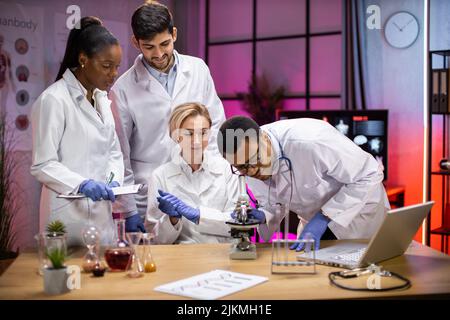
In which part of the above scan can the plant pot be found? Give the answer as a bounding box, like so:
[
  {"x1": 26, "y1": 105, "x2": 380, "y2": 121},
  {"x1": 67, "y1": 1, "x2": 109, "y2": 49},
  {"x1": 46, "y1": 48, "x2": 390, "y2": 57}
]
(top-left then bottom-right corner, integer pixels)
[{"x1": 43, "y1": 267, "x2": 69, "y2": 295}]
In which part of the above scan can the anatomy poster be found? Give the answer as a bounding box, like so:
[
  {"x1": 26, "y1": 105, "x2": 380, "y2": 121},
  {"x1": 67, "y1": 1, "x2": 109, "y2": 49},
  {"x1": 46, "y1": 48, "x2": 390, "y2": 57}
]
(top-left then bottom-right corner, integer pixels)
[{"x1": 0, "y1": 1, "x2": 44, "y2": 151}]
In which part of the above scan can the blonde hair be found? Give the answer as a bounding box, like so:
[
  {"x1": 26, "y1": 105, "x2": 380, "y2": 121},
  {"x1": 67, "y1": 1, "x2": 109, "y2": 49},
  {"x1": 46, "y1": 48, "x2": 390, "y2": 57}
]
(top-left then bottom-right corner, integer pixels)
[{"x1": 169, "y1": 102, "x2": 212, "y2": 140}]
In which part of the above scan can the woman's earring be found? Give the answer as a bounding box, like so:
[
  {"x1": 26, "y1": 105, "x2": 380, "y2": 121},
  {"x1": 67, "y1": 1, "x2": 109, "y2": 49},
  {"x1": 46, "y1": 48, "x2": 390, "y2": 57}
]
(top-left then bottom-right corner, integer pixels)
[{"x1": 81, "y1": 64, "x2": 85, "y2": 68}]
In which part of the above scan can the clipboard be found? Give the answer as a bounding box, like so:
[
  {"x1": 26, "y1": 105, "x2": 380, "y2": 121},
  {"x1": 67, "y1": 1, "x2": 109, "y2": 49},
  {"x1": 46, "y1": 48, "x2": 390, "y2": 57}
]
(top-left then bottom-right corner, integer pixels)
[{"x1": 57, "y1": 184, "x2": 145, "y2": 199}]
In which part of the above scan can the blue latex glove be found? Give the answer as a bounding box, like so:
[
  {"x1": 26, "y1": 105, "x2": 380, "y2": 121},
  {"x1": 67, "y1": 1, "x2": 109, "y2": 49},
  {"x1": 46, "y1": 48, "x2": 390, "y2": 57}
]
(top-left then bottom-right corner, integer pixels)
[
  {"x1": 79, "y1": 179, "x2": 115, "y2": 202},
  {"x1": 108, "y1": 181, "x2": 120, "y2": 188},
  {"x1": 158, "y1": 190, "x2": 200, "y2": 224},
  {"x1": 157, "y1": 190, "x2": 181, "y2": 218},
  {"x1": 290, "y1": 211, "x2": 330, "y2": 251},
  {"x1": 157, "y1": 197, "x2": 181, "y2": 218},
  {"x1": 125, "y1": 213, "x2": 146, "y2": 233},
  {"x1": 231, "y1": 208, "x2": 266, "y2": 224}
]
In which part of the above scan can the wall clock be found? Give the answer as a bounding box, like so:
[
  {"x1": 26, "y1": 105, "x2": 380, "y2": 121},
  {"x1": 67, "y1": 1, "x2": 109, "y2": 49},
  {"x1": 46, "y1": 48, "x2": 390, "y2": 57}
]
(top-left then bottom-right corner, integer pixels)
[{"x1": 384, "y1": 11, "x2": 420, "y2": 49}]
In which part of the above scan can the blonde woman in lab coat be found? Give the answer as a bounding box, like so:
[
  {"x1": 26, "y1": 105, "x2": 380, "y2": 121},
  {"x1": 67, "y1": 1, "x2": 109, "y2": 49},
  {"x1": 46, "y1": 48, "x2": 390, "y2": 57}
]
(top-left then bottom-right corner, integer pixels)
[
  {"x1": 146, "y1": 103, "x2": 238, "y2": 244},
  {"x1": 30, "y1": 17, "x2": 124, "y2": 246}
]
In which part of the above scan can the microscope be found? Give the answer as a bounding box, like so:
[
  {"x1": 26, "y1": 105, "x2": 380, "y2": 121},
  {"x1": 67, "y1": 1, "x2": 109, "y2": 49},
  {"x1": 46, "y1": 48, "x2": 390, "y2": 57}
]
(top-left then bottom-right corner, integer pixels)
[{"x1": 226, "y1": 175, "x2": 259, "y2": 260}]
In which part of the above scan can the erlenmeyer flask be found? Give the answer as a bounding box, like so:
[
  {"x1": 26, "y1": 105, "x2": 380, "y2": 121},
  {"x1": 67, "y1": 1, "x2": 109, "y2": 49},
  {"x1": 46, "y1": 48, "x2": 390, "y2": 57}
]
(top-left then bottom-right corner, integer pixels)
[
  {"x1": 142, "y1": 233, "x2": 156, "y2": 273},
  {"x1": 104, "y1": 219, "x2": 132, "y2": 272},
  {"x1": 126, "y1": 232, "x2": 144, "y2": 278}
]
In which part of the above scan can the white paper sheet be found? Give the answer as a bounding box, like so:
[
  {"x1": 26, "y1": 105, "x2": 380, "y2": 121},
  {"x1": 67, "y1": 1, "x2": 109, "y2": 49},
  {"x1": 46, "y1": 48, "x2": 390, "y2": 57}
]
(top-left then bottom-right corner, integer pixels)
[
  {"x1": 154, "y1": 269, "x2": 268, "y2": 300},
  {"x1": 56, "y1": 184, "x2": 144, "y2": 199}
]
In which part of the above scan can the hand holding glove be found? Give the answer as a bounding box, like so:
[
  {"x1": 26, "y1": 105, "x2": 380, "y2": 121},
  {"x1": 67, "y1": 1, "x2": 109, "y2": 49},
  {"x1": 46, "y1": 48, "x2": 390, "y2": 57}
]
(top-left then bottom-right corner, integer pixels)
[
  {"x1": 290, "y1": 211, "x2": 330, "y2": 251},
  {"x1": 79, "y1": 179, "x2": 115, "y2": 202}
]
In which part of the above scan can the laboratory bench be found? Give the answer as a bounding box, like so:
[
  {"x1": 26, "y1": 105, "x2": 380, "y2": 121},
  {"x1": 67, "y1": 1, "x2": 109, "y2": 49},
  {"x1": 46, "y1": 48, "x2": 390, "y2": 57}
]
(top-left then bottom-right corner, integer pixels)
[{"x1": 0, "y1": 241, "x2": 449, "y2": 300}]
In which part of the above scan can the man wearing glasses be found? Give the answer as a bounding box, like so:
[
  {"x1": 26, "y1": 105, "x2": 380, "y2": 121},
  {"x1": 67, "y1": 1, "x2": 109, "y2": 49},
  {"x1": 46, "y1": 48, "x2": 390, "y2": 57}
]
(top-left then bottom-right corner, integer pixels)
[{"x1": 218, "y1": 116, "x2": 390, "y2": 251}]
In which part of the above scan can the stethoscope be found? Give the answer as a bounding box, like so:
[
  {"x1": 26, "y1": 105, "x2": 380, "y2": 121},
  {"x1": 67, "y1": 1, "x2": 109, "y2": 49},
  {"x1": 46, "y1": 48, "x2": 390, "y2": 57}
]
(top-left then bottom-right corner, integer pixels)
[
  {"x1": 246, "y1": 133, "x2": 294, "y2": 209},
  {"x1": 268, "y1": 141, "x2": 294, "y2": 207}
]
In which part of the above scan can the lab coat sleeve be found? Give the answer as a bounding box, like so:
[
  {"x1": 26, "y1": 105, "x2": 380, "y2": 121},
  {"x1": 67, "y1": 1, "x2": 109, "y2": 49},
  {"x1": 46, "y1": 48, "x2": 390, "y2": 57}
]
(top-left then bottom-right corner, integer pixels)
[
  {"x1": 109, "y1": 88, "x2": 138, "y2": 214},
  {"x1": 315, "y1": 139, "x2": 384, "y2": 228},
  {"x1": 145, "y1": 171, "x2": 182, "y2": 244},
  {"x1": 196, "y1": 169, "x2": 237, "y2": 237},
  {"x1": 30, "y1": 93, "x2": 85, "y2": 194},
  {"x1": 202, "y1": 63, "x2": 225, "y2": 154},
  {"x1": 105, "y1": 129, "x2": 124, "y2": 186}
]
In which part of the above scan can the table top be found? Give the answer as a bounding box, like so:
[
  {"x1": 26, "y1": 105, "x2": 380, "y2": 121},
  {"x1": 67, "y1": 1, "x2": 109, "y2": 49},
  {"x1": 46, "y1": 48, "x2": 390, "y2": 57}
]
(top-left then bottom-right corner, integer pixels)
[{"x1": 0, "y1": 241, "x2": 449, "y2": 300}]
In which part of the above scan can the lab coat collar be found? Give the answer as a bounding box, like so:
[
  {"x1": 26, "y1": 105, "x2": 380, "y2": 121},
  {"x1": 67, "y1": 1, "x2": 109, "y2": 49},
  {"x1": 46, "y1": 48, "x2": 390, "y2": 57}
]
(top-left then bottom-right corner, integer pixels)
[
  {"x1": 172, "y1": 51, "x2": 191, "y2": 99},
  {"x1": 63, "y1": 68, "x2": 109, "y2": 105},
  {"x1": 62, "y1": 68, "x2": 110, "y2": 124},
  {"x1": 165, "y1": 148, "x2": 222, "y2": 179},
  {"x1": 164, "y1": 149, "x2": 222, "y2": 197},
  {"x1": 63, "y1": 68, "x2": 86, "y2": 104},
  {"x1": 134, "y1": 51, "x2": 190, "y2": 84}
]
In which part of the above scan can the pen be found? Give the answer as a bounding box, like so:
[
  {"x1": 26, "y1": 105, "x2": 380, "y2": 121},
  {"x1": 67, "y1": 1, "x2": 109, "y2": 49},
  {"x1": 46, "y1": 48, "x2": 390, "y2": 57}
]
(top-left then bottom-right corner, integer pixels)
[{"x1": 106, "y1": 172, "x2": 114, "y2": 185}]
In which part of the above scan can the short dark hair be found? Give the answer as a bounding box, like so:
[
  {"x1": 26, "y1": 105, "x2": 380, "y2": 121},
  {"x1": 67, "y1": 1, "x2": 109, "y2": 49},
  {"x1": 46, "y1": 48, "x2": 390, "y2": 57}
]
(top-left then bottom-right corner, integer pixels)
[
  {"x1": 55, "y1": 16, "x2": 118, "y2": 81},
  {"x1": 218, "y1": 116, "x2": 261, "y2": 156},
  {"x1": 131, "y1": 2, "x2": 174, "y2": 41}
]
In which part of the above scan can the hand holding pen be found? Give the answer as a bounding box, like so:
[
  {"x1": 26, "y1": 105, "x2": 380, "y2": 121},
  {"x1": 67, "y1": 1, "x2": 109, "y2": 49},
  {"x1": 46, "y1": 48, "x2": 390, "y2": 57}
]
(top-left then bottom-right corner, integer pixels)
[
  {"x1": 106, "y1": 172, "x2": 120, "y2": 188},
  {"x1": 79, "y1": 172, "x2": 118, "y2": 202}
]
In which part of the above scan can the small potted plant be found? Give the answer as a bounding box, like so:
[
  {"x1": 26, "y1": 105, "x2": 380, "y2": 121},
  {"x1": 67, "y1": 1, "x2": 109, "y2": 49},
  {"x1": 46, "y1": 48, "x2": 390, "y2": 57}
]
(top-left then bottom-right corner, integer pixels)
[
  {"x1": 36, "y1": 220, "x2": 68, "y2": 275},
  {"x1": 237, "y1": 74, "x2": 286, "y2": 125},
  {"x1": 46, "y1": 220, "x2": 67, "y2": 236},
  {"x1": 43, "y1": 243, "x2": 69, "y2": 295}
]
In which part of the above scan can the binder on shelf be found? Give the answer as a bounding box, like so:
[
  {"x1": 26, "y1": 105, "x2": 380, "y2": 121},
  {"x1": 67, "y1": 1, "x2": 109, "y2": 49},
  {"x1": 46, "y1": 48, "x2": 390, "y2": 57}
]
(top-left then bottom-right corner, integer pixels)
[
  {"x1": 439, "y1": 69, "x2": 448, "y2": 113},
  {"x1": 432, "y1": 69, "x2": 440, "y2": 113}
]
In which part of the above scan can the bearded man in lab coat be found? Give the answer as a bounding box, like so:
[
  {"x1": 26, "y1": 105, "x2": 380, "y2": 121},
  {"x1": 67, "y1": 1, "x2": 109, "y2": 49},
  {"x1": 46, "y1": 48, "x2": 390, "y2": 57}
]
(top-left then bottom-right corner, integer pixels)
[
  {"x1": 110, "y1": 2, "x2": 225, "y2": 231},
  {"x1": 218, "y1": 116, "x2": 390, "y2": 250}
]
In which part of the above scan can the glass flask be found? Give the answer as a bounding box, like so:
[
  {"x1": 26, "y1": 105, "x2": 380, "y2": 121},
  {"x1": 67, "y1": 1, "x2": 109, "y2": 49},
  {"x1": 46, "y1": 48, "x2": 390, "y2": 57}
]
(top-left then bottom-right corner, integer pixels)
[
  {"x1": 104, "y1": 219, "x2": 132, "y2": 272},
  {"x1": 34, "y1": 232, "x2": 50, "y2": 275},
  {"x1": 35, "y1": 232, "x2": 68, "y2": 275},
  {"x1": 81, "y1": 225, "x2": 100, "y2": 273},
  {"x1": 44, "y1": 232, "x2": 67, "y2": 267},
  {"x1": 126, "y1": 232, "x2": 144, "y2": 278},
  {"x1": 142, "y1": 233, "x2": 156, "y2": 273}
]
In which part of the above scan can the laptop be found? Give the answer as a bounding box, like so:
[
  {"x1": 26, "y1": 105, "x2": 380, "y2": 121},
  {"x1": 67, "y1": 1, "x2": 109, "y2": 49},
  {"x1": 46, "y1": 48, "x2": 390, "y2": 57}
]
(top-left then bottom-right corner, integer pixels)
[{"x1": 297, "y1": 201, "x2": 434, "y2": 269}]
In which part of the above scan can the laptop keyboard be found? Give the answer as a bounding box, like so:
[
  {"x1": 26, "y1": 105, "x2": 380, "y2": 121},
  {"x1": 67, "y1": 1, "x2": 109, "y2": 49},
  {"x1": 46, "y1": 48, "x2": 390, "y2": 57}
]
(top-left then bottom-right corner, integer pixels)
[{"x1": 332, "y1": 248, "x2": 367, "y2": 263}]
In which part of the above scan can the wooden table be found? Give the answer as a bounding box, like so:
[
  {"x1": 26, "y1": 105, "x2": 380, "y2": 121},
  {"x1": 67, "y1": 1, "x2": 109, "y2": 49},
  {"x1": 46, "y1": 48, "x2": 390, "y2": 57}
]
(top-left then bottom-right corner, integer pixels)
[{"x1": 0, "y1": 241, "x2": 449, "y2": 300}]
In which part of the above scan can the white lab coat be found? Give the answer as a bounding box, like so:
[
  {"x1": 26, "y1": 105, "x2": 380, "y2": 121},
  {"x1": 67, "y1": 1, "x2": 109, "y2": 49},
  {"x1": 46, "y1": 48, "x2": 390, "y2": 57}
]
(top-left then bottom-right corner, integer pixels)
[
  {"x1": 110, "y1": 51, "x2": 225, "y2": 217},
  {"x1": 30, "y1": 69, "x2": 124, "y2": 246},
  {"x1": 146, "y1": 150, "x2": 238, "y2": 244},
  {"x1": 250, "y1": 119, "x2": 390, "y2": 241}
]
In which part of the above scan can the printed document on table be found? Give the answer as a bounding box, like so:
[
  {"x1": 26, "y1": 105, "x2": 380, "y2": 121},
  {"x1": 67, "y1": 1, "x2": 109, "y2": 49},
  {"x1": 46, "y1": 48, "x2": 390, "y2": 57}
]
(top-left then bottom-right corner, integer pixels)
[
  {"x1": 154, "y1": 269, "x2": 268, "y2": 300},
  {"x1": 57, "y1": 184, "x2": 144, "y2": 199}
]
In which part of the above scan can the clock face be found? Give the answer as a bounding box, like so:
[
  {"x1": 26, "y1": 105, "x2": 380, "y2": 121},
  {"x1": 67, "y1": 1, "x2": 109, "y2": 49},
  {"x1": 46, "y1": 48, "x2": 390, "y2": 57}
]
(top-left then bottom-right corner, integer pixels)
[{"x1": 384, "y1": 12, "x2": 420, "y2": 49}]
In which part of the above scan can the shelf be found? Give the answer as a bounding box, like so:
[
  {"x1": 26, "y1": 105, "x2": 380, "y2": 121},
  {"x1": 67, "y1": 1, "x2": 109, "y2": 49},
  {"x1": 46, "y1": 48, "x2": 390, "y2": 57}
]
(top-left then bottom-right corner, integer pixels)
[
  {"x1": 431, "y1": 171, "x2": 450, "y2": 176},
  {"x1": 427, "y1": 49, "x2": 450, "y2": 251},
  {"x1": 430, "y1": 50, "x2": 450, "y2": 56},
  {"x1": 431, "y1": 227, "x2": 450, "y2": 236}
]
